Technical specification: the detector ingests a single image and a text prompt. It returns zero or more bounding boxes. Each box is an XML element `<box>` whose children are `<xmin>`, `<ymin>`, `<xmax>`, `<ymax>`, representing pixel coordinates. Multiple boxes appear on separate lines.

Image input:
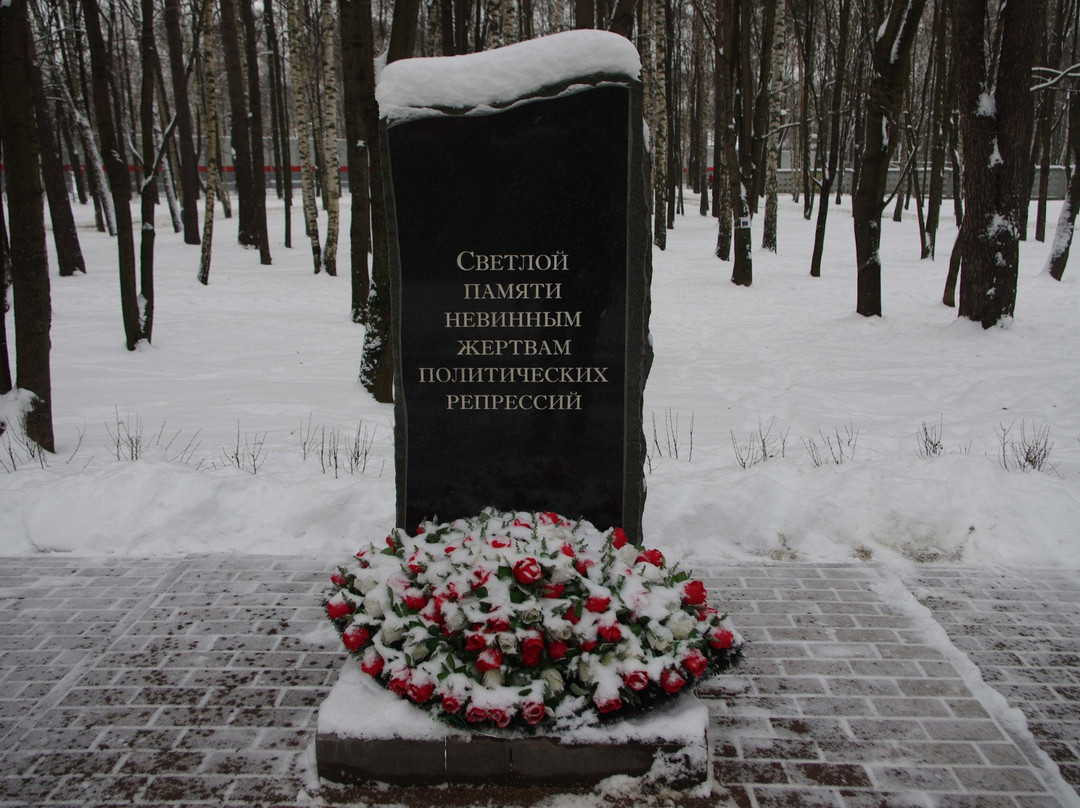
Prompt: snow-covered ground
<box><xmin>2</xmin><ymin>192</ymin><xmax>1078</xmax><ymax>572</ymax></box>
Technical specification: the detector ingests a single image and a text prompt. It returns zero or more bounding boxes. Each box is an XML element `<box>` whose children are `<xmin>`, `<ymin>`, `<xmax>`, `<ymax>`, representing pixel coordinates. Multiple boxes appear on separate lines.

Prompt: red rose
<box><xmin>580</xmin><ymin>639</ymin><xmax>597</xmax><ymax>653</ymax></box>
<box><xmin>420</xmin><ymin>597</ymin><xmax>444</xmax><ymax>624</ymax></box>
<box><xmin>636</xmin><ymin>548</ymin><xmax>665</xmax><ymax>566</ymax></box>
<box><xmin>488</xmin><ymin>707</ymin><xmax>512</xmax><ymax>728</ymax></box>
<box><xmin>513</xmin><ymin>557</ymin><xmax>542</xmax><ymax>585</ymax></box>
<box><xmin>540</xmin><ymin>511</ymin><xmax>560</xmax><ymax>525</ymax></box>
<box><xmin>407</xmin><ymin>552</ymin><xmax>423</xmax><ymax>574</ymax></box>
<box><xmin>575</xmin><ymin>559</ymin><xmax>595</xmax><ymax>577</ymax></box>
<box><xmin>476</xmin><ymin>647</ymin><xmax>503</xmax><ymax>673</ymax></box>
<box><xmin>465</xmin><ymin>631</ymin><xmax>487</xmax><ymax>651</ymax></box>
<box><xmin>441</xmin><ymin>692</ymin><xmax>462</xmax><ymax>714</ymax></box>
<box><xmin>404</xmin><ymin>592</ymin><xmax>427</xmax><ymax>611</ymax></box>
<box><xmin>466</xmin><ymin>705</ymin><xmax>487</xmax><ymax>723</ymax></box>
<box><xmin>407</xmin><ymin>680</ymin><xmax>435</xmax><ymax>704</ymax></box>
<box><xmin>416</xmin><ymin>525</ymin><xmax>425</xmax><ymax>534</ymax></box>
<box><xmin>597</xmin><ymin>623</ymin><xmax>622</xmax><ymax>643</ymax></box>
<box><xmin>585</xmin><ymin>595</ymin><xmax>611</xmax><ymax>613</ymax></box>
<box><xmin>354</xmin><ymin>548</ymin><xmax>368</xmax><ymax>560</ymax></box>
<box><xmin>542</xmin><ymin>582</ymin><xmax>565</xmax><ymax>599</ymax></box>
<box><xmin>682</xmin><ymin>649</ymin><xmax>708</xmax><ymax>678</ymax></box>
<box><xmin>683</xmin><ymin>580</ymin><xmax>707</xmax><ymax>606</ymax></box>
<box><xmin>564</xmin><ymin>606</ymin><xmax>580</xmax><ymax>625</ymax></box>
<box><xmin>513</xmin><ymin>518</ymin><xmax>531</xmax><ymax>528</ymax></box>
<box><xmin>470</xmin><ymin>566</ymin><xmax>491</xmax><ymax>590</ymax></box>
<box><xmin>360</xmin><ymin>648</ymin><xmax>384</xmax><ymax>677</ymax></box>
<box><xmin>521</xmin><ymin>633</ymin><xmax>545</xmax><ymax>667</ymax></box>
<box><xmin>560</xmin><ymin>542</ymin><xmax>576</xmax><ymax>558</ymax></box>
<box><xmin>547</xmin><ymin>640</ymin><xmax>568</xmax><ymax>660</ymax></box>
<box><xmin>697</xmin><ymin>606</ymin><xmax>719</xmax><ymax>621</ymax></box>
<box><xmin>490</xmin><ymin>536</ymin><xmax>511</xmax><ymax>548</ymax></box>
<box><xmin>331</xmin><ymin>572</ymin><xmax>348</xmax><ymax>587</ymax></box>
<box><xmin>445</xmin><ymin>582</ymin><xmax>461</xmax><ymax>601</ymax></box>
<box><xmin>611</xmin><ymin>527</ymin><xmax>629</xmax><ymax>548</ymax></box>
<box><xmin>386</xmin><ymin>534</ymin><xmax>398</xmax><ymax>551</ymax></box>
<box><xmin>623</xmin><ymin>669</ymin><xmax>649</xmax><ymax>691</ymax></box>
<box><xmin>659</xmin><ymin>668</ymin><xmax>686</xmax><ymax>694</ymax></box>
<box><xmin>595</xmin><ymin>695</ymin><xmax>623</xmax><ymax>714</ymax></box>
<box><xmin>389</xmin><ymin>670</ymin><xmax>411</xmax><ymax>696</ymax></box>
<box><xmin>710</xmin><ymin>628</ymin><xmax>735</xmax><ymax>649</ymax></box>
<box><xmin>486</xmin><ymin>616</ymin><xmax>510</xmax><ymax>633</ymax></box>
<box><xmin>326</xmin><ymin>600</ymin><xmax>355</xmax><ymax>619</ymax></box>
<box><xmin>521</xmin><ymin>701</ymin><xmax>546</xmax><ymax>725</ymax></box>
<box><xmin>444</xmin><ymin>545</ymin><xmax>457</xmax><ymax>555</ymax></box>
<box><xmin>342</xmin><ymin>625</ymin><xmax>371</xmax><ymax>652</ymax></box>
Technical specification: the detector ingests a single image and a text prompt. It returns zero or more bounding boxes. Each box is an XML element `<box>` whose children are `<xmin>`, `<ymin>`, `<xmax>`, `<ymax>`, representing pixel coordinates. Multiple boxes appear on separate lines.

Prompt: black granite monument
<box><xmin>381</xmin><ymin>35</ymin><xmax>651</xmax><ymax>540</ymax></box>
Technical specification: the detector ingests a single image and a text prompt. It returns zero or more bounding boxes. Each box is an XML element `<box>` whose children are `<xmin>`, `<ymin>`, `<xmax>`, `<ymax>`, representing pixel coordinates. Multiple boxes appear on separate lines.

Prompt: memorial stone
<box><xmin>379</xmin><ymin>31</ymin><xmax>652</xmax><ymax>539</ymax></box>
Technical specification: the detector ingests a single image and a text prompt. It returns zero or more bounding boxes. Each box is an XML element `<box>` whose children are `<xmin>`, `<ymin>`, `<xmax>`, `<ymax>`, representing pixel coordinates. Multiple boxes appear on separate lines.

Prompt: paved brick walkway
<box><xmin>0</xmin><ymin>557</ymin><xmax>1078</xmax><ymax>807</ymax></box>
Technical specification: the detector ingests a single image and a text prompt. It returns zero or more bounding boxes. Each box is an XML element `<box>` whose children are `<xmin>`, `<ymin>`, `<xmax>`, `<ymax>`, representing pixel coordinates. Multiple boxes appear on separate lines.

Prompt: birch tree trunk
<box><xmin>139</xmin><ymin>0</ymin><xmax>158</xmax><ymax>343</ymax></box>
<box><xmin>649</xmin><ymin>0</ymin><xmax>668</xmax><ymax>250</ymax></box>
<box><xmin>1046</xmin><ymin>94</ymin><xmax>1080</xmax><ymax>281</ymax></box>
<box><xmin>761</xmin><ymin>0</ymin><xmax>785</xmax><ymax>252</ymax></box>
<box><xmin>198</xmin><ymin>1</ymin><xmax>221</xmax><ymax>286</ymax></box>
<box><xmin>288</xmin><ymin>0</ymin><xmax>323</xmax><ymax>273</ymax></box>
<box><xmin>319</xmin><ymin>0</ymin><xmax>340</xmax><ymax>277</ymax></box>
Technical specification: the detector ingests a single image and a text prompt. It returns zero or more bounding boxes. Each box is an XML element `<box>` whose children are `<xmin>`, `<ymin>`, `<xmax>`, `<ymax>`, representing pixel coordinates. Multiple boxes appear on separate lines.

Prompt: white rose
<box><xmin>646</xmin><ymin>630</ymin><xmax>672</xmax><ymax>653</ymax></box>
<box><xmin>443</xmin><ymin>607</ymin><xmax>467</xmax><ymax>634</ymax></box>
<box><xmin>483</xmin><ymin>669</ymin><xmax>504</xmax><ymax>689</ymax></box>
<box><xmin>380</xmin><ymin>622</ymin><xmax>405</xmax><ymax>644</ymax></box>
<box><xmin>549</xmin><ymin>560</ymin><xmax>577</xmax><ymax>583</ymax></box>
<box><xmin>541</xmin><ymin>669</ymin><xmax>564</xmax><ymax>697</ymax></box>
<box><xmin>667</xmin><ymin>610</ymin><xmax>696</xmax><ymax>640</ymax></box>
<box><xmin>355</xmin><ymin>571</ymin><xmax>381</xmax><ymax>595</ymax></box>
<box><xmin>363</xmin><ymin>594</ymin><xmax>384</xmax><ymax>618</ymax></box>
<box><xmin>550</xmin><ymin>624</ymin><xmax>573</xmax><ymax>642</ymax></box>
<box><xmin>577</xmin><ymin>657</ymin><xmax>598</xmax><ymax>685</ymax></box>
<box><xmin>616</xmin><ymin>545</ymin><xmax>640</xmax><ymax>566</ymax></box>
<box><xmin>498</xmin><ymin>633</ymin><xmax>518</xmax><ymax>654</ymax></box>
<box><xmin>521</xmin><ymin>607</ymin><xmax>544</xmax><ymax>625</ymax></box>
<box><xmin>405</xmin><ymin>641</ymin><xmax>430</xmax><ymax>662</ymax></box>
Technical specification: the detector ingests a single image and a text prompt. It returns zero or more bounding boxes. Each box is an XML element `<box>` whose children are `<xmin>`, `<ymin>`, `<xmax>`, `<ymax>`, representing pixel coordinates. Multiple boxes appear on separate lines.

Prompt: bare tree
<box><xmin>239</xmin><ymin>0</ymin><xmax>271</xmax><ymax>264</ymax></box>
<box><xmin>83</xmin><ymin>0</ymin><xmax>145</xmax><ymax>350</ymax></box>
<box><xmin>809</xmin><ymin>0</ymin><xmax>850</xmax><ymax>278</ymax></box>
<box><xmin>164</xmin><ymin>0</ymin><xmax>201</xmax><ymax>244</ymax></box>
<box><xmin>0</xmin><ymin>0</ymin><xmax>55</xmax><ymax>451</ymax></box>
<box><xmin>952</xmin><ymin>0</ymin><xmax>1044</xmax><ymax>327</ymax></box>
<box><xmin>341</xmin><ymin>0</ymin><xmax>372</xmax><ymax>322</ymax></box>
<box><xmin>852</xmin><ymin>0</ymin><xmax>927</xmax><ymax>318</ymax></box>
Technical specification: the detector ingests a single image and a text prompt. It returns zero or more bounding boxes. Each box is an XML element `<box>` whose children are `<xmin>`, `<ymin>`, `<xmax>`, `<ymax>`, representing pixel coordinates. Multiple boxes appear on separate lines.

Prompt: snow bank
<box><xmin>377</xmin><ymin>30</ymin><xmax>641</xmax><ymax>115</ymax></box>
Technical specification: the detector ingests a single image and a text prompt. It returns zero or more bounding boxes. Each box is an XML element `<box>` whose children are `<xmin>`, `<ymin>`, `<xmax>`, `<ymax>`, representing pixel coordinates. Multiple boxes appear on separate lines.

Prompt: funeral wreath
<box><xmin>324</xmin><ymin>508</ymin><xmax>744</xmax><ymax>731</ymax></box>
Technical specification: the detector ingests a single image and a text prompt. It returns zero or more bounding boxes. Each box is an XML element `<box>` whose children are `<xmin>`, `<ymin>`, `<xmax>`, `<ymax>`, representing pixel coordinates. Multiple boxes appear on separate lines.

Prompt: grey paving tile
<box><xmin>0</xmin><ymin>556</ymin><xmax>1076</xmax><ymax>806</ymax></box>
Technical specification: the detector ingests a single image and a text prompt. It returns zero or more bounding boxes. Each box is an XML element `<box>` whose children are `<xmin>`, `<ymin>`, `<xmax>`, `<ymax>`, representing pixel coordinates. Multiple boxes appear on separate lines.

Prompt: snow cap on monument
<box><xmin>377</xmin><ymin>30</ymin><xmax>642</xmax><ymax>115</ymax></box>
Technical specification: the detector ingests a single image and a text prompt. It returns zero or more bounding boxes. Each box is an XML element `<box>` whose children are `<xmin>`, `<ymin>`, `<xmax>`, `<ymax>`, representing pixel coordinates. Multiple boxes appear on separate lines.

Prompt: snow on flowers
<box><xmin>323</xmin><ymin>508</ymin><xmax>744</xmax><ymax>731</ymax></box>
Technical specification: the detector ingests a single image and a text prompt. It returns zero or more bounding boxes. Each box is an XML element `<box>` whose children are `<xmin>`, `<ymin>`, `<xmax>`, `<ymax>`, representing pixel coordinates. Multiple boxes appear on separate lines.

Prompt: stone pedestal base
<box><xmin>316</xmin><ymin>660</ymin><xmax>709</xmax><ymax>788</ymax></box>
